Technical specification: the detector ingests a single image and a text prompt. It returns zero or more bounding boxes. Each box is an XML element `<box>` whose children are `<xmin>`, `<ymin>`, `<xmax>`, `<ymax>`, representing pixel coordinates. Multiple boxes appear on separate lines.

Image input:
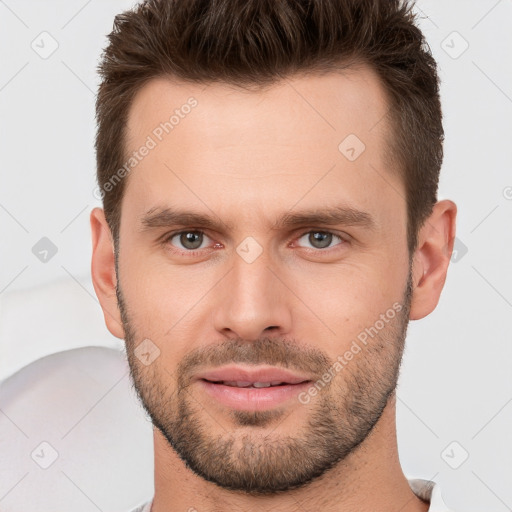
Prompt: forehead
<box><xmin>125</xmin><ymin>64</ymin><xmax>392</xmax><ymax>154</ymax></box>
<box><xmin>121</xmin><ymin>64</ymin><xmax>403</xmax><ymax>232</ymax></box>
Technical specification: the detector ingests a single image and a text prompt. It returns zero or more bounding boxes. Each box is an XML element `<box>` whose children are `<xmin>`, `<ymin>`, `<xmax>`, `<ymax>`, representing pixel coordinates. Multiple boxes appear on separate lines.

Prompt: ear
<box><xmin>90</xmin><ymin>207</ymin><xmax>125</xmax><ymax>339</ymax></box>
<box><xmin>409</xmin><ymin>199</ymin><xmax>457</xmax><ymax>320</ymax></box>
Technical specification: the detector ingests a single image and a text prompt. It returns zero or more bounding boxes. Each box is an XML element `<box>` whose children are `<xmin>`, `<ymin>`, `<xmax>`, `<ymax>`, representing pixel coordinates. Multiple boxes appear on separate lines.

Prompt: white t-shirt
<box><xmin>130</xmin><ymin>477</ymin><xmax>454</xmax><ymax>512</ymax></box>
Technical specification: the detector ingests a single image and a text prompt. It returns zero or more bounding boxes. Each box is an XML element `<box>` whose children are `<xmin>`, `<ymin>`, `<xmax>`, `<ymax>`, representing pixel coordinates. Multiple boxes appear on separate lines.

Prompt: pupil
<box><xmin>310</xmin><ymin>231</ymin><xmax>331</xmax><ymax>249</ymax></box>
<box><xmin>181</xmin><ymin>231</ymin><xmax>202</xmax><ymax>249</ymax></box>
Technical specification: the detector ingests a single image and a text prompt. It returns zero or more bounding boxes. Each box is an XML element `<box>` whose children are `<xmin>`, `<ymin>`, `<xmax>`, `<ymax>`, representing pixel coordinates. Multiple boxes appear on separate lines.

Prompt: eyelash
<box><xmin>161</xmin><ymin>229</ymin><xmax>347</xmax><ymax>256</ymax></box>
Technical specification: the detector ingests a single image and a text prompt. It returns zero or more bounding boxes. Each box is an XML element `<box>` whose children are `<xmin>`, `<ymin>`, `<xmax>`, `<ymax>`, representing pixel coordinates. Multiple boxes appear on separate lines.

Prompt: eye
<box><xmin>166</xmin><ymin>230</ymin><xmax>213</xmax><ymax>253</ymax></box>
<box><xmin>295</xmin><ymin>230</ymin><xmax>345</xmax><ymax>251</ymax></box>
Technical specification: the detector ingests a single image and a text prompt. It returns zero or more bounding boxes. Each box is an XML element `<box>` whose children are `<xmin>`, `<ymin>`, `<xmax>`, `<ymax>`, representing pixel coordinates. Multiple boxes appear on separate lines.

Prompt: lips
<box><xmin>196</xmin><ymin>366</ymin><xmax>312</xmax><ymax>387</ymax></box>
<box><xmin>196</xmin><ymin>366</ymin><xmax>314</xmax><ymax>411</ymax></box>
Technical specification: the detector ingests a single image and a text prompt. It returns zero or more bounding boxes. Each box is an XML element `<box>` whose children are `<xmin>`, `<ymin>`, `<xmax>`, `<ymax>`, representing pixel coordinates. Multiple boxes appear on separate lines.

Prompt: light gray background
<box><xmin>1</xmin><ymin>1</ymin><xmax>511</xmax><ymax>511</ymax></box>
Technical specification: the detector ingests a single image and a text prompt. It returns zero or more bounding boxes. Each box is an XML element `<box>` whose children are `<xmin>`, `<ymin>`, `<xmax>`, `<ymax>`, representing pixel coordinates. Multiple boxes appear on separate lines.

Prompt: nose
<box><xmin>212</xmin><ymin>248</ymin><xmax>292</xmax><ymax>341</ymax></box>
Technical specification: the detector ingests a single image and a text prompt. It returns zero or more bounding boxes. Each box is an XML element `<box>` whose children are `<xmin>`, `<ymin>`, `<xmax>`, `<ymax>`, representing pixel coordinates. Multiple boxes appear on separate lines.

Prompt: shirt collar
<box><xmin>408</xmin><ymin>478</ymin><xmax>454</xmax><ymax>511</ymax></box>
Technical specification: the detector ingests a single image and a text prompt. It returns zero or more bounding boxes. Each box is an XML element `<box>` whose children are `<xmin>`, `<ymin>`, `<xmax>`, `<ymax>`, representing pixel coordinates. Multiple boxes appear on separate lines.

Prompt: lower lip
<box><xmin>198</xmin><ymin>379</ymin><xmax>312</xmax><ymax>411</ymax></box>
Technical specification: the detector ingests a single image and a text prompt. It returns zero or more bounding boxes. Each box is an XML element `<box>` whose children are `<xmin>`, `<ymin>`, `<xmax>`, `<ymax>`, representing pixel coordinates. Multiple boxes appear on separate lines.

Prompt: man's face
<box><xmin>115</xmin><ymin>65</ymin><xmax>412</xmax><ymax>494</ymax></box>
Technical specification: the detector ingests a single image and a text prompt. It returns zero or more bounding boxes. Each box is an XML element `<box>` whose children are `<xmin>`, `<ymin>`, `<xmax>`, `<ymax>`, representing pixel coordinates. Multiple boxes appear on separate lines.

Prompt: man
<box><xmin>90</xmin><ymin>0</ymin><xmax>457</xmax><ymax>510</ymax></box>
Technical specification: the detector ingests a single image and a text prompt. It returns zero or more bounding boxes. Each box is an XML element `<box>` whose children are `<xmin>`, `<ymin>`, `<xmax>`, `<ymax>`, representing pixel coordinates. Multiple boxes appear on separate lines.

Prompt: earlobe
<box><xmin>409</xmin><ymin>200</ymin><xmax>457</xmax><ymax>320</ymax></box>
<box><xmin>90</xmin><ymin>207</ymin><xmax>125</xmax><ymax>339</ymax></box>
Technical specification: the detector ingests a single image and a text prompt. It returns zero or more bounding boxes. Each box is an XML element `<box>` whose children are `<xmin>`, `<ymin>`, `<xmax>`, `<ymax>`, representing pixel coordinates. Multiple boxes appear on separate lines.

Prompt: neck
<box><xmin>150</xmin><ymin>393</ymin><xmax>429</xmax><ymax>512</ymax></box>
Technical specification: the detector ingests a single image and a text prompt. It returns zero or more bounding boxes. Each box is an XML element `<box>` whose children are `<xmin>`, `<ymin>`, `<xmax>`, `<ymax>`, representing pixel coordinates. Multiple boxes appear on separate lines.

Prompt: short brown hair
<box><xmin>95</xmin><ymin>0</ymin><xmax>443</xmax><ymax>254</ymax></box>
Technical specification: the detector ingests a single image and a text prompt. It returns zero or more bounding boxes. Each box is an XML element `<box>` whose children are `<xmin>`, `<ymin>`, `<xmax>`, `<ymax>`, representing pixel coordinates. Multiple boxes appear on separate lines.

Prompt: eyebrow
<box><xmin>140</xmin><ymin>205</ymin><xmax>376</xmax><ymax>234</ymax></box>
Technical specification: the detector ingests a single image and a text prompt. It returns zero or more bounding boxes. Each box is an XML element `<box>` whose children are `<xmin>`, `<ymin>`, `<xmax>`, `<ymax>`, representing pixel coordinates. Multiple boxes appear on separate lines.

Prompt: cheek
<box><xmin>118</xmin><ymin>253</ymin><xmax>218</xmax><ymax>356</ymax></box>
<box><xmin>297</xmin><ymin>261</ymin><xmax>407</xmax><ymax>340</ymax></box>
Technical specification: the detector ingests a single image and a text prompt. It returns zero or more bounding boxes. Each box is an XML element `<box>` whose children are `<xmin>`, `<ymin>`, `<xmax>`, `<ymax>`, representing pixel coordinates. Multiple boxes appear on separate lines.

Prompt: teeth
<box><xmin>253</xmin><ymin>382</ymin><xmax>271</xmax><ymax>388</ymax></box>
<box><xmin>220</xmin><ymin>381</ymin><xmax>286</xmax><ymax>388</ymax></box>
<box><xmin>223</xmin><ymin>381</ymin><xmax>252</xmax><ymax>387</ymax></box>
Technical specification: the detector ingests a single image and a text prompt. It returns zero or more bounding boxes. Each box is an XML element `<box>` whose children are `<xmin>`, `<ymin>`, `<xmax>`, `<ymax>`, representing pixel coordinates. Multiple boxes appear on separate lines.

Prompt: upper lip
<box><xmin>195</xmin><ymin>365</ymin><xmax>312</xmax><ymax>384</ymax></box>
